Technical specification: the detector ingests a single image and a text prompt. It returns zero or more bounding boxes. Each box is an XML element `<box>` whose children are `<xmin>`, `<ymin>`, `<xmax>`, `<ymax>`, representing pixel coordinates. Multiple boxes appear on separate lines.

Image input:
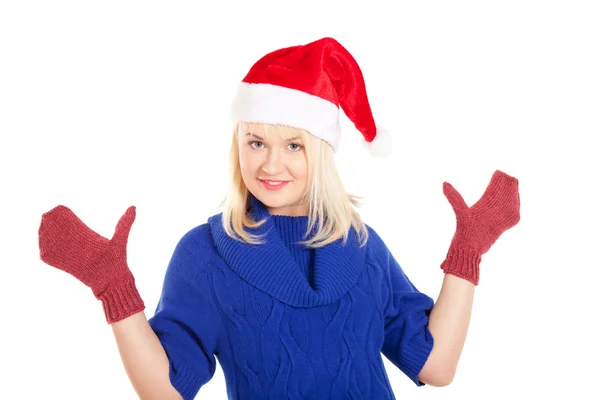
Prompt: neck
<box><xmin>266</xmin><ymin>204</ymin><xmax>309</xmax><ymax>216</ymax></box>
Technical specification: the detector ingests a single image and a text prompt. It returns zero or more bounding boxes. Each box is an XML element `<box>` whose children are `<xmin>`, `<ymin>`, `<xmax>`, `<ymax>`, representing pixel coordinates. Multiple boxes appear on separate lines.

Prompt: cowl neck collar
<box><xmin>207</xmin><ymin>194</ymin><xmax>366</xmax><ymax>307</ymax></box>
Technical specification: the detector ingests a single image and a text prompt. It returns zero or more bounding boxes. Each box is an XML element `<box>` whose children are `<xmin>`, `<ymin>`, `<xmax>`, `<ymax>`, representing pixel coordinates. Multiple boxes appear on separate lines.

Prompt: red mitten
<box><xmin>38</xmin><ymin>205</ymin><xmax>145</xmax><ymax>323</ymax></box>
<box><xmin>440</xmin><ymin>170</ymin><xmax>521</xmax><ymax>285</ymax></box>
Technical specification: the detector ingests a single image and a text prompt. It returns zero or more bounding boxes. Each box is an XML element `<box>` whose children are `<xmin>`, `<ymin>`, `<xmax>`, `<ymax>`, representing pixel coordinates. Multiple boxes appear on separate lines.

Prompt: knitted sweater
<box><xmin>148</xmin><ymin>195</ymin><xmax>435</xmax><ymax>399</ymax></box>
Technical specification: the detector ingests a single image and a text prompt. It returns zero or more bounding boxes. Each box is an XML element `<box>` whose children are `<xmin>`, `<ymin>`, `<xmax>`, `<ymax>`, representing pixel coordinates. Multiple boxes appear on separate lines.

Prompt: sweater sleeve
<box><xmin>148</xmin><ymin>226</ymin><xmax>222</xmax><ymax>400</ymax></box>
<box><xmin>369</xmin><ymin>227</ymin><xmax>435</xmax><ymax>387</ymax></box>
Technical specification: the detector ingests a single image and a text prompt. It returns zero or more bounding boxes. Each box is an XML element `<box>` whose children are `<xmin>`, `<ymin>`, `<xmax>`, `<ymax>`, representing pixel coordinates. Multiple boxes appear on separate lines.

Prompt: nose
<box><xmin>261</xmin><ymin>148</ymin><xmax>285</xmax><ymax>175</ymax></box>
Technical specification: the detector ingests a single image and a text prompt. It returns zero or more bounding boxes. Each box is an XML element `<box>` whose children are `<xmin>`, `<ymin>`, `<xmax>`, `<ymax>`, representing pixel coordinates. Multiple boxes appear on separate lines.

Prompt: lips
<box><xmin>260</xmin><ymin>179</ymin><xmax>290</xmax><ymax>191</ymax></box>
<box><xmin>260</xmin><ymin>179</ymin><xmax>289</xmax><ymax>184</ymax></box>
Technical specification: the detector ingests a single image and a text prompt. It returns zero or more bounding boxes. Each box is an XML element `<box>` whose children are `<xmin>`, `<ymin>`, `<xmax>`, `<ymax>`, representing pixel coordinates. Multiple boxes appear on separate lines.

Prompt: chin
<box><xmin>255</xmin><ymin>193</ymin><xmax>289</xmax><ymax>206</ymax></box>
<box><xmin>253</xmin><ymin>188</ymin><xmax>300</xmax><ymax>208</ymax></box>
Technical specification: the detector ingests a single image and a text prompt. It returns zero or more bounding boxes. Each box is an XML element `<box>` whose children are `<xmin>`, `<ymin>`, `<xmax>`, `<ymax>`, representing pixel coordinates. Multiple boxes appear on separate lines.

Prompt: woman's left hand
<box><xmin>440</xmin><ymin>169</ymin><xmax>521</xmax><ymax>285</ymax></box>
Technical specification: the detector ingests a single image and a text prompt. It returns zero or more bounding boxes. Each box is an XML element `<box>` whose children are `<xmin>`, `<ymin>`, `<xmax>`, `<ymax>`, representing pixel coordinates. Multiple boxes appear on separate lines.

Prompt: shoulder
<box><xmin>364</xmin><ymin>223</ymin><xmax>384</xmax><ymax>245</ymax></box>
<box><xmin>176</xmin><ymin>208</ymin><xmax>225</xmax><ymax>250</ymax></box>
<box><xmin>175</xmin><ymin>222</ymin><xmax>214</xmax><ymax>253</ymax></box>
<box><xmin>364</xmin><ymin>222</ymin><xmax>390</xmax><ymax>261</ymax></box>
<box><xmin>167</xmin><ymin>222</ymin><xmax>218</xmax><ymax>276</ymax></box>
<box><xmin>360</xmin><ymin>223</ymin><xmax>397</xmax><ymax>281</ymax></box>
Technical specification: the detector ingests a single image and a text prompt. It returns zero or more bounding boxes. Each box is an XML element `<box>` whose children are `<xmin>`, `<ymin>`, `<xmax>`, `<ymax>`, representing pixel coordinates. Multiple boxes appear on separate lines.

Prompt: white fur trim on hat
<box><xmin>362</xmin><ymin>124</ymin><xmax>393</xmax><ymax>158</ymax></box>
<box><xmin>231</xmin><ymin>82</ymin><xmax>342</xmax><ymax>151</ymax></box>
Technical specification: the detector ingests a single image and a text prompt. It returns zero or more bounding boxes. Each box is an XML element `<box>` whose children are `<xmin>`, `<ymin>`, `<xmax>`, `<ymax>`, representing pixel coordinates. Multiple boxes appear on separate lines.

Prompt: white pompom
<box><xmin>362</xmin><ymin>124</ymin><xmax>393</xmax><ymax>158</ymax></box>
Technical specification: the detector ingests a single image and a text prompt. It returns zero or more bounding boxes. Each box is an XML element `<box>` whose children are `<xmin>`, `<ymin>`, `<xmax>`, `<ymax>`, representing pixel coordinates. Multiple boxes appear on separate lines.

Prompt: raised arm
<box><xmin>418</xmin><ymin>274</ymin><xmax>474</xmax><ymax>386</ymax></box>
<box><xmin>38</xmin><ymin>206</ymin><xmax>182</xmax><ymax>399</ymax></box>
<box><xmin>112</xmin><ymin>311</ymin><xmax>184</xmax><ymax>399</ymax></box>
<box><xmin>420</xmin><ymin>170</ymin><xmax>520</xmax><ymax>384</ymax></box>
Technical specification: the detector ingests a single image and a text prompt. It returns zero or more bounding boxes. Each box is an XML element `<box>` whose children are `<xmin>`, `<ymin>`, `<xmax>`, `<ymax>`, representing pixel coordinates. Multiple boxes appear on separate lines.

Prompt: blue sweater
<box><xmin>148</xmin><ymin>195</ymin><xmax>435</xmax><ymax>399</ymax></box>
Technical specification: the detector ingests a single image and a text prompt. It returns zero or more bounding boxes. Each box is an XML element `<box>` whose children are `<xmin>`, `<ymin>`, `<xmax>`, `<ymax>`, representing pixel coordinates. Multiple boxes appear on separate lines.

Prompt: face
<box><xmin>238</xmin><ymin>123</ymin><xmax>309</xmax><ymax>216</ymax></box>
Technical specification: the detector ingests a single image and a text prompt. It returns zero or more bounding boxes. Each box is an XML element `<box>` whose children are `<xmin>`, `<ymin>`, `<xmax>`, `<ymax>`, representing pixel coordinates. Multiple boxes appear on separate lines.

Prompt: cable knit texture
<box><xmin>440</xmin><ymin>170</ymin><xmax>521</xmax><ymax>285</ymax></box>
<box><xmin>148</xmin><ymin>195</ymin><xmax>435</xmax><ymax>399</ymax></box>
<box><xmin>38</xmin><ymin>205</ymin><xmax>145</xmax><ymax>323</ymax></box>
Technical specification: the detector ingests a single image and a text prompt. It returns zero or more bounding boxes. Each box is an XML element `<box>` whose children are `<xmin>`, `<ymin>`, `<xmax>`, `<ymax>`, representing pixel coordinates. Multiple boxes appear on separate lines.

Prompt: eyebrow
<box><xmin>245</xmin><ymin>133</ymin><xmax>301</xmax><ymax>141</ymax></box>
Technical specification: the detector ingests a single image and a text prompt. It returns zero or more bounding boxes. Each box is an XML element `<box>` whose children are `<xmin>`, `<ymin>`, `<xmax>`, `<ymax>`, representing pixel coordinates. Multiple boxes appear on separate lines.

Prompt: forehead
<box><xmin>241</xmin><ymin>122</ymin><xmax>303</xmax><ymax>141</ymax></box>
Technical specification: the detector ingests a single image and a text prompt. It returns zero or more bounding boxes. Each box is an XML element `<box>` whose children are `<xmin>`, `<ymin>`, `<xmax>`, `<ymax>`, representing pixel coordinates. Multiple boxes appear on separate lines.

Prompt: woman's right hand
<box><xmin>38</xmin><ymin>205</ymin><xmax>145</xmax><ymax>324</ymax></box>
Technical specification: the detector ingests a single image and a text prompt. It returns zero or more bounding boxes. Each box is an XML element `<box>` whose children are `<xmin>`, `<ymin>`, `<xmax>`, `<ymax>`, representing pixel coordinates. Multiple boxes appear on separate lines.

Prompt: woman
<box><xmin>38</xmin><ymin>37</ymin><xmax>520</xmax><ymax>399</ymax></box>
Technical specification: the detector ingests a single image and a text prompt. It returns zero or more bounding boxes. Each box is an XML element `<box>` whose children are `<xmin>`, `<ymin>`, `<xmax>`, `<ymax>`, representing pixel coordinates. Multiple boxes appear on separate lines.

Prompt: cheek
<box><xmin>289</xmin><ymin>158</ymin><xmax>308</xmax><ymax>180</ymax></box>
<box><xmin>238</xmin><ymin>149</ymin><xmax>256</xmax><ymax>173</ymax></box>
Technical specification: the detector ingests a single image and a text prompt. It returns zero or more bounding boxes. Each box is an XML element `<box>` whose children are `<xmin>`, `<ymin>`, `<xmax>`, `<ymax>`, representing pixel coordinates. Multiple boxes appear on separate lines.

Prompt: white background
<box><xmin>1</xmin><ymin>0</ymin><xmax>599</xmax><ymax>398</ymax></box>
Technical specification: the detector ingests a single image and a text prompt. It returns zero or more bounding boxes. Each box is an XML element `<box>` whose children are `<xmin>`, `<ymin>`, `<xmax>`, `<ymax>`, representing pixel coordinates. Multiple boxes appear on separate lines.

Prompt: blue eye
<box><xmin>249</xmin><ymin>141</ymin><xmax>303</xmax><ymax>151</ymax></box>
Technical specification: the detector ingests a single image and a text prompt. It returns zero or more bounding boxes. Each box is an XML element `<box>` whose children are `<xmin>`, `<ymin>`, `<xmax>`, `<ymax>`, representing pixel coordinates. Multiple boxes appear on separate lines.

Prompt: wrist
<box><xmin>95</xmin><ymin>278</ymin><xmax>145</xmax><ymax>324</ymax></box>
<box><xmin>440</xmin><ymin>245</ymin><xmax>481</xmax><ymax>286</ymax></box>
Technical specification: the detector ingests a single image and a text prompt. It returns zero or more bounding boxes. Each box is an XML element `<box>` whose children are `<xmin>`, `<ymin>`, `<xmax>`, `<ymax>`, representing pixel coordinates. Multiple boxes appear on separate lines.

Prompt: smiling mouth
<box><xmin>259</xmin><ymin>179</ymin><xmax>291</xmax><ymax>190</ymax></box>
<box><xmin>259</xmin><ymin>179</ymin><xmax>289</xmax><ymax>184</ymax></box>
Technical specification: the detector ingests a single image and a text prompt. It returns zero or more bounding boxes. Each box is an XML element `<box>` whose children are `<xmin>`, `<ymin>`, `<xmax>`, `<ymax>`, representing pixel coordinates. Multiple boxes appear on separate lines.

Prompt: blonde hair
<box><xmin>218</xmin><ymin>121</ymin><xmax>369</xmax><ymax>249</ymax></box>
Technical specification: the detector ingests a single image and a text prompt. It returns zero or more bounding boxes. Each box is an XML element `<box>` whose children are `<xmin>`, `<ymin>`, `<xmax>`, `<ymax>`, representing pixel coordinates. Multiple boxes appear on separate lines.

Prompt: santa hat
<box><xmin>231</xmin><ymin>37</ymin><xmax>392</xmax><ymax>157</ymax></box>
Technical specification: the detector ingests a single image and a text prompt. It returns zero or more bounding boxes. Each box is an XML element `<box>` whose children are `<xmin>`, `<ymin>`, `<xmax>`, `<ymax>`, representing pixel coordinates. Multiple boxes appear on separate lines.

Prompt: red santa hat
<box><xmin>231</xmin><ymin>37</ymin><xmax>392</xmax><ymax>157</ymax></box>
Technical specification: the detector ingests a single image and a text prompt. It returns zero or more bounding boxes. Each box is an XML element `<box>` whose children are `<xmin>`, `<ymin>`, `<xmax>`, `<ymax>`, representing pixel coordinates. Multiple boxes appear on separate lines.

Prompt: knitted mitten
<box><xmin>440</xmin><ymin>170</ymin><xmax>521</xmax><ymax>285</ymax></box>
<box><xmin>38</xmin><ymin>205</ymin><xmax>145</xmax><ymax>323</ymax></box>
